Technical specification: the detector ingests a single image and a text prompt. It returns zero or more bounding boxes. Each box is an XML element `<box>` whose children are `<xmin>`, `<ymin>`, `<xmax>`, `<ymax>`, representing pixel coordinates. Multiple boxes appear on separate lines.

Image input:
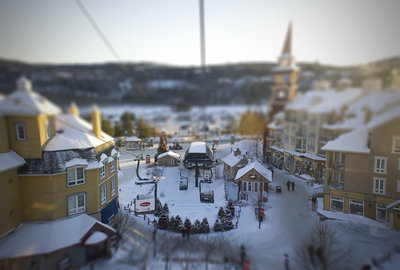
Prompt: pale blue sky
<box><xmin>0</xmin><ymin>0</ymin><xmax>399</xmax><ymax>66</ymax></box>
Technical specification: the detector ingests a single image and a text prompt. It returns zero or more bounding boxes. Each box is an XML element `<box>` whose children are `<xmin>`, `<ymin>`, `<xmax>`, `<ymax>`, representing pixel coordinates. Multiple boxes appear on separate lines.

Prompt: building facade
<box><xmin>0</xmin><ymin>77</ymin><xmax>119</xmax><ymax>236</ymax></box>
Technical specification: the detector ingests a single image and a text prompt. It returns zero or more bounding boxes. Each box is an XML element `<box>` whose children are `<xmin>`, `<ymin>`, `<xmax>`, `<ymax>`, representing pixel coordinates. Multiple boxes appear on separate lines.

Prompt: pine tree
<box><xmin>193</xmin><ymin>219</ymin><xmax>201</xmax><ymax>233</ymax></box>
<box><xmin>156</xmin><ymin>132</ymin><xmax>168</xmax><ymax>161</ymax></box>
<box><xmin>163</xmin><ymin>203</ymin><xmax>169</xmax><ymax>215</ymax></box>
<box><xmin>223</xmin><ymin>219</ymin><xmax>234</xmax><ymax>231</ymax></box>
<box><xmin>227</xmin><ymin>200</ymin><xmax>235</xmax><ymax>217</ymax></box>
<box><xmin>184</xmin><ymin>218</ymin><xmax>192</xmax><ymax>232</ymax></box>
<box><xmin>218</xmin><ymin>206</ymin><xmax>225</xmax><ymax>220</ymax></box>
<box><xmin>225</xmin><ymin>208</ymin><xmax>233</xmax><ymax>221</ymax></box>
<box><xmin>155</xmin><ymin>203</ymin><xmax>163</xmax><ymax>217</ymax></box>
<box><xmin>176</xmin><ymin>219</ymin><xmax>184</xmax><ymax>232</ymax></box>
<box><xmin>168</xmin><ymin>216</ymin><xmax>177</xmax><ymax>231</ymax></box>
<box><xmin>158</xmin><ymin>212</ymin><xmax>169</xmax><ymax>230</ymax></box>
<box><xmin>213</xmin><ymin>219</ymin><xmax>223</xmax><ymax>232</ymax></box>
<box><xmin>201</xmin><ymin>217</ymin><xmax>210</xmax><ymax>233</ymax></box>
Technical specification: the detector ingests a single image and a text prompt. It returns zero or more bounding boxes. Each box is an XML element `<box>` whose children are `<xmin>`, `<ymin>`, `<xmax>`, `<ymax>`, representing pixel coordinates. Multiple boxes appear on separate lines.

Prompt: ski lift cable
<box><xmin>75</xmin><ymin>0</ymin><xmax>149</xmax><ymax>101</ymax></box>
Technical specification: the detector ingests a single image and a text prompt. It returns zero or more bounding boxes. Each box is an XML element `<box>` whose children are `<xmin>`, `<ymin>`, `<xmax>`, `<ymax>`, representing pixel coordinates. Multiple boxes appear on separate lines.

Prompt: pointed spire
<box><xmin>281</xmin><ymin>22</ymin><xmax>292</xmax><ymax>55</ymax></box>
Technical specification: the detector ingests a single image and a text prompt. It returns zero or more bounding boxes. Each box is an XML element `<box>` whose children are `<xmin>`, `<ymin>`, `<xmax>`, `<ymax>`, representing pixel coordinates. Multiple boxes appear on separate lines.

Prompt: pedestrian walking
<box><xmin>291</xmin><ymin>181</ymin><xmax>295</xmax><ymax>191</ymax></box>
<box><xmin>286</xmin><ymin>180</ymin><xmax>290</xmax><ymax>191</ymax></box>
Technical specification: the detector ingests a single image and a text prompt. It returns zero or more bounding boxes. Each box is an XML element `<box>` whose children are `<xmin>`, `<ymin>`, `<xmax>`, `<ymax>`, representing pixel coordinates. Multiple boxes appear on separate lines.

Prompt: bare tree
<box><xmin>294</xmin><ymin>221</ymin><xmax>351</xmax><ymax>270</ymax></box>
<box><xmin>114</xmin><ymin>208</ymin><xmax>136</xmax><ymax>247</ymax></box>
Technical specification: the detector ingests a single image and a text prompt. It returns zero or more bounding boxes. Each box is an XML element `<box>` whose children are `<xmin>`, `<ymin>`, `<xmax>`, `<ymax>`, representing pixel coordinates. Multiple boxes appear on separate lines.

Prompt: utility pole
<box><xmin>199</xmin><ymin>0</ymin><xmax>207</xmax><ymax>142</ymax></box>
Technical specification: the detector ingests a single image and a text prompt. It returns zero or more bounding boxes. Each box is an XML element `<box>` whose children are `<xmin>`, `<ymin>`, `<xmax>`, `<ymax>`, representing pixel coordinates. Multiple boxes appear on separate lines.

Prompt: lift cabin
<box><xmin>183</xmin><ymin>141</ymin><xmax>214</xmax><ymax>169</ymax></box>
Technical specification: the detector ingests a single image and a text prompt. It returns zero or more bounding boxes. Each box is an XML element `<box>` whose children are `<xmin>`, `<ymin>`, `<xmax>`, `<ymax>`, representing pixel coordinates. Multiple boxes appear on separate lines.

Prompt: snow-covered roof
<box><xmin>321</xmin><ymin>126</ymin><xmax>370</xmax><ymax>154</ymax></box>
<box><xmin>222</xmin><ymin>152</ymin><xmax>244</xmax><ymax>167</ymax></box>
<box><xmin>45</xmin><ymin>114</ymin><xmax>114</xmax><ymax>151</ymax></box>
<box><xmin>158</xmin><ymin>151</ymin><xmax>180</xmax><ymax>160</ymax></box>
<box><xmin>0</xmin><ymin>214</ymin><xmax>115</xmax><ymax>259</ymax></box>
<box><xmin>235</xmin><ymin>160</ymin><xmax>272</xmax><ymax>182</ymax></box>
<box><xmin>0</xmin><ymin>77</ymin><xmax>61</xmax><ymax>116</ymax></box>
<box><xmin>125</xmin><ymin>136</ymin><xmax>141</xmax><ymax>142</ymax></box>
<box><xmin>64</xmin><ymin>158</ymin><xmax>89</xmax><ymax>168</ymax></box>
<box><xmin>0</xmin><ymin>150</ymin><xmax>26</xmax><ymax>173</ymax></box>
<box><xmin>84</xmin><ymin>231</ymin><xmax>107</xmax><ymax>245</ymax></box>
<box><xmin>386</xmin><ymin>200</ymin><xmax>400</xmax><ymax>209</ymax></box>
<box><xmin>188</xmin><ymin>141</ymin><xmax>206</xmax><ymax>153</ymax></box>
<box><xmin>308</xmin><ymin>88</ymin><xmax>362</xmax><ymax>114</ymax></box>
<box><xmin>321</xmin><ymin>105</ymin><xmax>400</xmax><ymax>154</ymax></box>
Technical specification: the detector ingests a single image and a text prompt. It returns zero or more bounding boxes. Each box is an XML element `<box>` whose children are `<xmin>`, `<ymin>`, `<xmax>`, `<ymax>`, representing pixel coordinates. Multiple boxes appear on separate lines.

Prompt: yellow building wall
<box><xmin>0</xmin><ymin>169</ymin><xmax>21</xmax><ymax>235</ymax></box>
<box><xmin>6</xmin><ymin>115</ymin><xmax>54</xmax><ymax>159</ymax></box>
<box><xmin>0</xmin><ymin>116</ymin><xmax>10</xmax><ymax>153</ymax></box>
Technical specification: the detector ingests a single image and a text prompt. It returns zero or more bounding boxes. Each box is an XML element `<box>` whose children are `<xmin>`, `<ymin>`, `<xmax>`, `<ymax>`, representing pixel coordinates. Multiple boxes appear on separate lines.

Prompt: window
<box><xmin>68</xmin><ymin>193</ymin><xmax>86</xmax><ymax>215</ymax></box>
<box><xmin>376</xmin><ymin>203</ymin><xmax>386</xmax><ymax>222</ymax></box>
<box><xmin>307</xmin><ymin>141</ymin><xmax>315</xmax><ymax>152</ymax></box>
<box><xmin>374</xmin><ymin>157</ymin><xmax>387</xmax><ymax>174</ymax></box>
<box><xmin>254</xmin><ymin>182</ymin><xmax>258</xmax><ymax>193</ymax></box>
<box><xmin>392</xmin><ymin>136</ymin><xmax>400</xmax><ymax>153</ymax></box>
<box><xmin>349</xmin><ymin>199</ymin><xmax>364</xmax><ymax>215</ymax></box>
<box><xmin>330</xmin><ymin>196</ymin><xmax>344</xmax><ymax>212</ymax></box>
<box><xmin>284</xmin><ymin>135</ymin><xmax>289</xmax><ymax>144</ymax></box>
<box><xmin>242</xmin><ymin>181</ymin><xmax>247</xmax><ymax>191</ymax></box>
<box><xmin>398</xmin><ymin>158</ymin><xmax>400</xmax><ymax>170</ymax></box>
<box><xmin>397</xmin><ymin>180</ymin><xmax>400</xmax><ymax>192</ymax></box>
<box><xmin>111</xmin><ymin>177</ymin><xmax>116</xmax><ymax>196</ymax></box>
<box><xmin>291</xmin><ymin>136</ymin><xmax>295</xmax><ymax>146</ymax></box>
<box><xmin>334</xmin><ymin>152</ymin><xmax>345</xmax><ymax>164</ymax></box>
<box><xmin>100</xmin><ymin>163</ymin><xmax>106</xmax><ymax>178</ymax></box>
<box><xmin>101</xmin><ymin>184</ymin><xmax>107</xmax><ymax>205</ymax></box>
<box><xmin>67</xmin><ymin>167</ymin><xmax>86</xmax><ymax>187</ymax></box>
<box><xmin>373</xmin><ymin>177</ymin><xmax>386</xmax><ymax>194</ymax></box>
<box><xmin>14</xmin><ymin>122</ymin><xmax>26</xmax><ymax>141</ymax></box>
<box><xmin>248</xmin><ymin>182</ymin><xmax>252</xmax><ymax>192</ymax></box>
<box><xmin>110</xmin><ymin>159</ymin><xmax>116</xmax><ymax>172</ymax></box>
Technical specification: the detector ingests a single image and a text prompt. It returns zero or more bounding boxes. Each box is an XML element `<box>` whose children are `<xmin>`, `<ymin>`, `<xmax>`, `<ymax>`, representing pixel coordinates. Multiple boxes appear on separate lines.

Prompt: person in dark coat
<box><xmin>291</xmin><ymin>181</ymin><xmax>295</xmax><ymax>191</ymax></box>
<box><xmin>286</xmin><ymin>180</ymin><xmax>290</xmax><ymax>191</ymax></box>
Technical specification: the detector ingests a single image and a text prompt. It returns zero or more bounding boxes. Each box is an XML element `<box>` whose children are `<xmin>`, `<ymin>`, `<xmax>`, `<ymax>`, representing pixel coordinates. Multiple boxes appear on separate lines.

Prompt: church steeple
<box><xmin>281</xmin><ymin>22</ymin><xmax>292</xmax><ymax>55</ymax></box>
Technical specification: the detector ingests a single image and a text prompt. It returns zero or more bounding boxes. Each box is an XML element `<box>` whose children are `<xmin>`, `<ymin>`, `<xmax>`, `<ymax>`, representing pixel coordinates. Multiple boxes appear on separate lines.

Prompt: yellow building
<box><xmin>0</xmin><ymin>77</ymin><xmax>119</xmax><ymax>236</ymax></box>
<box><xmin>322</xmin><ymin>105</ymin><xmax>400</xmax><ymax>230</ymax></box>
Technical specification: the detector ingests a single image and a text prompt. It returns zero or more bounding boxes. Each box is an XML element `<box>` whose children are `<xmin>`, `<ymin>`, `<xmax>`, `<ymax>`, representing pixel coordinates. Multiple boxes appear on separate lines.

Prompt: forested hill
<box><xmin>0</xmin><ymin>57</ymin><xmax>399</xmax><ymax>107</ymax></box>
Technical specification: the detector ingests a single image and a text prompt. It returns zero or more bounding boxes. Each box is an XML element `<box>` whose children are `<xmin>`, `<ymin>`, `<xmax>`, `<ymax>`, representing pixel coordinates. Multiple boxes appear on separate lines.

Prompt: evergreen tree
<box><xmin>155</xmin><ymin>203</ymin><xmax>163</xmax><ymax>217</ymax></box>
<box><xmin>201</xmin><ymin>217</ymin><xmax>210</xmax><ymax>233</ymax></box>
<box><xmin>168</xmin><ymin>216</ymin><xmax>176</xmax><ymax>231</ymax></box>
<box><xmin>156</xmin><ymin>132</ymin><xmax>168</xmax><ymax>160</ymax></box>
<box><xmin>213</xmin><ymin>219</ymin><xmax>223</xmax><ymax>232</ymax></box>
<box><xmin>193</xmin><ymin>219</ymin><xmax>201</xmax><ymax>233</ymax></box>
<box><xmin>163</xmin><ymin>203</ymin><xmax>169</xmax><ymax>215</ymax></box>
<box><xmin>218</xmin><ymin>206</ymin><xmax>225</xmax><ymax>220</ymax></box>
<box><xmin>225</xmin><ymin>208</ymin><xmax>233</xmax><ymax>221</ymax></box>
<box><xmin>223</xmin><ymin>219</ymin><xmax>234</xmax><ymax>231</ymax></box>
<box><xmin>175</xmin><ymin>215</ymin><xmax>182</xmax><ymax>224</ymax></box>
<box><xmin>158</xmin><ymin>212</ymin><xmax>169</xmax><ymax>230</ymax></box>
<box><xmin>176</xmin><ymin>219</ymin><xmax>184</xmax><ymax>232</ymax></box>
<box><xmin>227</xmin><ymin>200</ymin><xmax>235</xmax><ymax>217</ymax></box>
<box><xmin>184</xmin><ymin>218</ymin><xmax>192</xmax><ymax>231</ymax></box>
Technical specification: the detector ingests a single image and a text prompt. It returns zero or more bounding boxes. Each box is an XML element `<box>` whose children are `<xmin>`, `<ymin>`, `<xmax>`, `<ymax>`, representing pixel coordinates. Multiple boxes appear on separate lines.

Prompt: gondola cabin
<box><xmin>183</xmin><ymin>141</ymin><xmax>214</xmax><ymax>169</ymax></box>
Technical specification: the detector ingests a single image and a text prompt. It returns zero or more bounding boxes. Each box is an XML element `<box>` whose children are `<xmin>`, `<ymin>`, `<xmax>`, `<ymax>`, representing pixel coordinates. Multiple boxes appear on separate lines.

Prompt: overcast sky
<box><xmin>0</xmin><ymin>0</ymin><xmax>399</xmax><ymax>67</ymax></box>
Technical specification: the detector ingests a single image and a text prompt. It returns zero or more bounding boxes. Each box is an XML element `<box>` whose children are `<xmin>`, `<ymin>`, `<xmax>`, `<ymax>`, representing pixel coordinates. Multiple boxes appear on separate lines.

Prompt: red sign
<box><xmin>243</xmin><ymin>259</ymin><xmax>250</xmax><ymax>270</ymax></box>
<box><xmin>140</xmin><ymin>202</ymin><xmax>151</xmax><ymax>207</ymax></box>
<box><xmin>249</xmin><ymin>174</ymin><xmax>256</xmax><ymax>179</ymax></box>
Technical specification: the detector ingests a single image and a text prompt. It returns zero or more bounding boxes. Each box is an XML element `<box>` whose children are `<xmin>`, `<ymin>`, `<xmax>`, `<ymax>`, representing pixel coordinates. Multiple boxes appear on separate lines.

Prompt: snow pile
<box><xmin>0</xmin><ymin>150</ymin><xmax>26</xmax><ymax>173</ymax></box>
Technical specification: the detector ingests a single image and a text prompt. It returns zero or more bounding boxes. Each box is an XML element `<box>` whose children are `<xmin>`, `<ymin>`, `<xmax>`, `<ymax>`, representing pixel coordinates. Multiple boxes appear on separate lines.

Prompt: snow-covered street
<box><xmin>94</xmin><ymin>141</ymin><xmax>400</xmax><ymax>270</ymax></box>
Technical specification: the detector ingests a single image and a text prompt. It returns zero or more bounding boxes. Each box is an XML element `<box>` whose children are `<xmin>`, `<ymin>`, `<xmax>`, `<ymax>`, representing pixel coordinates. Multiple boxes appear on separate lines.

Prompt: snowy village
<box><xmin>1</xmin><ymin>1</ymin><xmax>400</xmax><ymax>270</ymax></box>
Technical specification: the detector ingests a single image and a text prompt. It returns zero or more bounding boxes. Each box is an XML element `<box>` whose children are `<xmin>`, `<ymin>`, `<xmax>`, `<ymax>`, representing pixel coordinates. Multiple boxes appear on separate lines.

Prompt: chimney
<box><xmin>234</xmin><ymin>148</ymin><xmax>241</xmax><ymax>156</ymax></box>
<box><xmin>91</xmin><ymin>104</ymin><xmax>102</xmax><ymax>138</ymax></box>
<box><xmin>0</xmin><ymin>115</ymin><xmax>10</xmax><ymax>153</ymax></box>
<box><xmin>69</xmin><ymin>101</ymin><xmax>79</xmax><ymax>116</ymax></box>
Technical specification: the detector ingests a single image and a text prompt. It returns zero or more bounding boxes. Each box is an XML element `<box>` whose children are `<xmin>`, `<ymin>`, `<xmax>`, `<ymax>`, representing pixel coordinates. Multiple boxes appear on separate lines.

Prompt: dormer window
<box><xmin>67</xmin><ymin>166</ymin><xmax>86</xmax><ymax>187</ymax></box>
<box><xmin>392</xmin><ymin>136</ymin><xmax>400</xmax><ymax>154</ymax></box>
<box><xmin>14</xmin><ymin>121</ymin><xmax>26</xmax><ymax>141</ymax></box>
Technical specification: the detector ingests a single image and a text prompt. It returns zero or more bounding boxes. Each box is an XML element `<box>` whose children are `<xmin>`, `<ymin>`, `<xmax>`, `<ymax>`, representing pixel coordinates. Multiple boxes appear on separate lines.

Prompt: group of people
<box><xmin>286</xmin><ymin>180</ymin><xmax>295</xmax><ymax>191</ymax></box>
